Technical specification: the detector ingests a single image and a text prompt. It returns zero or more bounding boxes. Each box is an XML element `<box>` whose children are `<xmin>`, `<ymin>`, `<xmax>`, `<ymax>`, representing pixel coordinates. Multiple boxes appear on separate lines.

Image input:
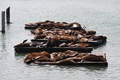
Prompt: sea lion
<box><xmin>92</xmin><ymin>35</ymin><xmax>107</xmax><ymax>41</ymax></box>
<box><xmin>68</xmin><ymin>22</ymin><xmax>82</xmax><ymax>30</ymax></box>
<box><xmin>56</xmin><ymin>53</ymin><xmax>106</xmax><ymax>64</ymax></box>
<box><xmin>24</xmin><ymin>51</ymin><xmax>50</xmax><ymax>64</ymax></box>
<box><xmin>14</xmin><ymin>42</ymin><xmax>31</xmax><ymax>47</ymax></box>
<box><xmin>86</xmin><ymin>30</ymin><xmax>96</xmax><ymax>35</ymax></box>
<box><xmin>81</xmin><ymin>54</ymin><xmax>106</xmax><ymax>62</ymax></box>
<box><xmin>34</xmin><ymin>34</ymin><xmax>46</xmax><ymax>39</ymax></box>
<box><xmin>31</xmin><ymin>28</ymin><xmax>43</xmax><ymax>34</ymax></box>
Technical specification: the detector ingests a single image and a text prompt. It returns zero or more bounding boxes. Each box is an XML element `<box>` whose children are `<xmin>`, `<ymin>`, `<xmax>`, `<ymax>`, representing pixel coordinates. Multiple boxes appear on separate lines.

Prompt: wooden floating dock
<box><xmin>24</xmin><ymin>52</ymin><xmax>108</xmax><ymax>66</ymax></box>
<box><xmin>34</xmin><ymin>61</ymin><xmax>108</xmax><ymax>66</ymax></box>
<box><xmin>17</xmin><ymin>20</ymin><xmax>108</xmax><ymax>66</ymax></box>
<box><xmin>31</xmin><ymin>39</ymin><xmax>106</xmax><ymax>46</ymax></box>
<box><xmin>14</xmin><ymin>47</ymin><xmax>93</xmax><ymax>53</ymax></box>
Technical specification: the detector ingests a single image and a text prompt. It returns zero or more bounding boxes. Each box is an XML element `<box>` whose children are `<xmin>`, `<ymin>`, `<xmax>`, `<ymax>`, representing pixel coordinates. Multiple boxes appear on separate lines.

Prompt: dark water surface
<box><xmin>0</xmin><ymin>0</ymin><xmax>120</xmax><ymax>80</ymax></box>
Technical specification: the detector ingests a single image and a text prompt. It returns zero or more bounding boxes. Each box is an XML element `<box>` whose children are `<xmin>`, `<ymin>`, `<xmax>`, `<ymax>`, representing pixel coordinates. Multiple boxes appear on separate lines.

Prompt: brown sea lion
<box><xmin>50</xmin><ymin>52</ymin><xmax>62</xmax><ymax>62</ymax></box>
<box><xmin>59</xmin><ymin>43</ymin><xmax>68</xmax><ymax>47</ymax></box>
<box><xmin>14</xmin><ymin>42</ymin><xmax>31</xmax><ymax>47</ymax></box>
<box><xmin>71</xmin><ymin>43</ymin><xmax>91</xmax><ymax>48</ymax></box>
<box><xmin>25</xmin><ymin>23</ymin><xmax>37</xmax><ymax>27</ymax></box>
<box><xmin>24</xmin><ymin>51</ymin><xmax>50</xmax><ymax>64</ymax></box>
<box><xmin>34</xmin><ymin>34</ymin><xmax>46</xmax><ymax>39</ymax></box>
<box><xmin>81</xmin><ymin>53</ymin><xmax>106</xmax><ymax>62</ymax></box>
<box><xmin>86</xmin><ymin>30</ymin><xmax>96</xmax><ymax>35</ymax></box>
<box><xmin>68</xmin><ymin>22</ymin><xmax>82</xmax><ymax>30</ymax></box>
<box><xmin>56</xmin><ymin>53</ymin><xmax>106</xmax><ymax>64</ymax></box>
<box><xmin>31</xmin><ymin>28</ymin><xmax>43</xmax><ymax>34</ymax></box>
<box><xmin>92</xmin><ymin>35</ymin><xmax>107</xmax><ymax>41</ymax></box>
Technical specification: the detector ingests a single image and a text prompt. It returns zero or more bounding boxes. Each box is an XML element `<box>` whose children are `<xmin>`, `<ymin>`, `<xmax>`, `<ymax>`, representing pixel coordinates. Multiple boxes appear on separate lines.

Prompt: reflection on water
<box><xmin>53</xmin><ymin>65</ymin><xmax>107</xmax><ymax>71</ymax></box>
<box><xmin>93</xmin><ymin>41</ymin><xmax>107</xmax><ymax>49</ymax></box>
<box><xmin>0</xmin><ymin>34</ymin><xmax>7</xmax><ymax>60</ymax></box>
<box><xmin>15</xmin><ymin>52</ymin><xmax>27</xmax><ymax>56</ymax></box>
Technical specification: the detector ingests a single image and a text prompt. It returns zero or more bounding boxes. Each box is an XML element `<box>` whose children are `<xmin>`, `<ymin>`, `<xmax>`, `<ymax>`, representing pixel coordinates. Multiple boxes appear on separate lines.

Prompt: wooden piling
<box><xmin>6</xmin><ymin>7</ymin><xmax>10</xmax><ymax>24</ymax></box>
<box><xmin>1</xmin><ymin>11</ymin><xmax>5</xmax><ymax>33</ymax></box>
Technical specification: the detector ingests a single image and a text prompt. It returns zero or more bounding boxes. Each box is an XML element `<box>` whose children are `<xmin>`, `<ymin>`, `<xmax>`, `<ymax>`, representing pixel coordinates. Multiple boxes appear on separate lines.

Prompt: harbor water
<box><xmin>0</xmin><ymin>0</ymin><xmax>120</xmax><ymax>80</ymax></box>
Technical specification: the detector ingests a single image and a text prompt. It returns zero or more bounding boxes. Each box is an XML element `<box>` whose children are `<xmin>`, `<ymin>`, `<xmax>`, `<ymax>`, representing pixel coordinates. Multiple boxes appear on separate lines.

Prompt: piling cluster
<box><xmin>14</xmin><ymin>20</ymin><xmax>108</xmax><ymax>66</ymax></box>
<box><xmin>1</xmin><ymin>7</ymin><xmax>10</xmax><ymax>33</ymax></box>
